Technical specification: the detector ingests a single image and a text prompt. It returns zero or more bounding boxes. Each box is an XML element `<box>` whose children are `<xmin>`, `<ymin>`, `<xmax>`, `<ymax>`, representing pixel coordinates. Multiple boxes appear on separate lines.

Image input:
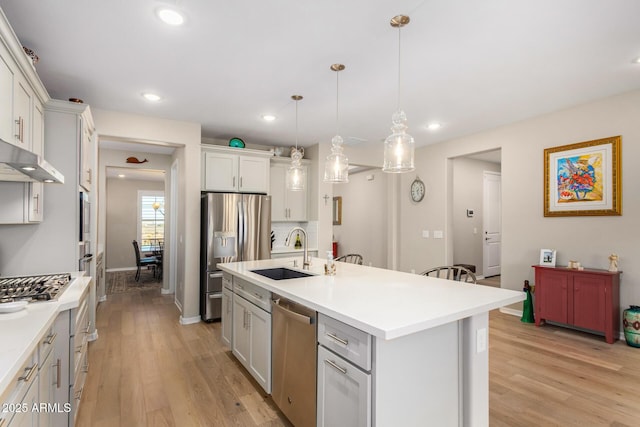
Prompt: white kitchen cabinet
<box><xmin>0</xmin><ymin>347</ymin><xmax>39</xmax><ymax>427</ymax></box>
<box><xmin>201</xmin><ymin>145</ymin><xmax>271</xmax><ymax>193</ymax></box>
<box><xmin>232</xmin><ymin>294</ymin><xmax>272</xmax><ymax>393</ymax></box>
<box><xmin>79</xmin><ymin>118</ymin><xmax>94</xmax><ymax>192</ymax></box>
<box><xmin>0</xmin><ymin>48</ymin><xmax>13</xmax><ymax>143</ymax></box>
<box><xmin>0</xmin><ymin>97</ymin><xmax>44</xmax><ymax>224</ymax></box>
<box><xmin>317</xmin><ymin>345</ymin><xmax>371</xmax><ymax>427</ymax></box>
<box><xmin>12</xmin><ymin>72</ymin><xmax>32</xmax><ymax>150</ymax></box>
<box><xmin>317</xmin><ymin>314</ymin><xmax>372</xmax><ymax>427</ymax></box>
<box><xmin>270</xmin><ymin>159</ymin><xmax>308</xmax><ymax>221</ymax></box>
<box><xmin>37</xmin><ymin>324</ymin><xmax>57</xmax><ymax>427</ymax></box>
<box><xmin>221</xmin><ymin>286</ymin><xmax>232</xmax><ymax>348</ymax></box>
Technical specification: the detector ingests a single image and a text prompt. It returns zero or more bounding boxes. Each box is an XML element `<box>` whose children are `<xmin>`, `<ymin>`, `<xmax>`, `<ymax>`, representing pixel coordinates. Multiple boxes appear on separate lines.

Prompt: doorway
<box><xmin>451</xmin><ymin>149</ymin><xmax>501</xmax><ymax>278</ymax></box>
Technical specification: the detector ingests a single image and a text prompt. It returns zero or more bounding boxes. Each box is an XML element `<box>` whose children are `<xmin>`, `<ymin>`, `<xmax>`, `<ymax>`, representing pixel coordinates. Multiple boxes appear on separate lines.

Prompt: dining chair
<box><xmin>334</xmin><ymin>254</ymin><xmax>364</xmax><ymax>265</ymax></box>
<box><xmin>132</xmin><ymin>240</ymin><xmax>159</xmax><ymax>282</ymax></box>
<box><xmin>420</xmin><ymin>265</ymin><xmax>477</xmax><ymax>284</ymax></box>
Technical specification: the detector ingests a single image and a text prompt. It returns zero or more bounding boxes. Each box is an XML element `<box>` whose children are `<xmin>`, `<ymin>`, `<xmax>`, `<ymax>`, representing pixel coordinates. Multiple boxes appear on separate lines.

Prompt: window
<box><xmin>139</xmin><ymin>191</ymin><xmax>164</xmax><ymax>252</ymax></box>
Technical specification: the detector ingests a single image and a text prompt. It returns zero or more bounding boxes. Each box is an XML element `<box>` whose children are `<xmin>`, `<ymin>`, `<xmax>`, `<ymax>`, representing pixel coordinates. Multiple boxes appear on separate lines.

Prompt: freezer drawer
<box><xmin>206</xmin><ymin>271</ymin><xmax>223</xmax><ymax>293</ymax></box>
<box><xmin>205</xmin><ymin>292</ymin><xmax>223</xmax><ymax>321</ymax></box>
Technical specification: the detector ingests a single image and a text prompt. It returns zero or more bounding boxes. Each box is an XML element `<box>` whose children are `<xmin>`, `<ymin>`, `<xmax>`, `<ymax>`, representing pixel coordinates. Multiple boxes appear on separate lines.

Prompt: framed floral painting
<box><xmin>544</xmin><ymin>136</ymin><xmax>621</xmax><ymax>217</ymax></box>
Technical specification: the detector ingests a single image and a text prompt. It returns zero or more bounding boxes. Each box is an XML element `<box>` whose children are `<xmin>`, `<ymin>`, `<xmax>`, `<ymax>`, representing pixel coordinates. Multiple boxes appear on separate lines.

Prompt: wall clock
<box><xmin>410</xmin><ymin>177</ymin><xmax>426</xmax><ymax>202</ymax></box>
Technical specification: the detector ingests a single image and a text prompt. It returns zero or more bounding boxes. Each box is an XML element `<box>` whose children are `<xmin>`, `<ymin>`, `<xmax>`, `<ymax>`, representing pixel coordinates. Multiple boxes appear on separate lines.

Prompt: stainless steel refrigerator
<box><xmin>200</xmin><ymin>192</ymin><xmax>271</xmax><ymax>321</ymax></box>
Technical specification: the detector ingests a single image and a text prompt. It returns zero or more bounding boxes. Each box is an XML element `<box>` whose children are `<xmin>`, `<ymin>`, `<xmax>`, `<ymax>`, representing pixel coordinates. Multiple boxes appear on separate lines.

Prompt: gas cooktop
<box><xmin>0</xmin><ymin>273</ymin><xmax>72</xmax><ymax>303</ymax></box>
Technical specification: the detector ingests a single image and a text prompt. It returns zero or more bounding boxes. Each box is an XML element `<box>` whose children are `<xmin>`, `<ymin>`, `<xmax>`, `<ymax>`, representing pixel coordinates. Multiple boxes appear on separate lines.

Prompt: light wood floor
<box><xmin>78</xmin><ymin>287</ymin><xmax>640</xmax><ymax>426</ymax></box>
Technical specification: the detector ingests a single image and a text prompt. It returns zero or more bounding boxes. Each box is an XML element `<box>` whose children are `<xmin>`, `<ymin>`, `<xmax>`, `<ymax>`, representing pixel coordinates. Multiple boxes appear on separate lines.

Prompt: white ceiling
<box><xmin>2</xmin><ymin>1</ymin><xmax>640</xmax><ymax>150</ymax></box>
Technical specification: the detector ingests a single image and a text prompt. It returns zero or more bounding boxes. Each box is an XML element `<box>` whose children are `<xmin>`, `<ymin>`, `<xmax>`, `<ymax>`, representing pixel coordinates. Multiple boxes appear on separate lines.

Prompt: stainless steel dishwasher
<box><xmin>271</xmin><ymin>294</ymin><xmax>317</xmax><ymax>427</ymax></box>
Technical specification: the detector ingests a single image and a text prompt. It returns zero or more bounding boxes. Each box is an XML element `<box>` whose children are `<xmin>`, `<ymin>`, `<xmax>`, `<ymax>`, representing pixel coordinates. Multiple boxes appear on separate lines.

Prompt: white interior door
<box><xmin>482</xmin><ymin>171</ymin><xmax>501</xmax><ymax>277</ymax></box>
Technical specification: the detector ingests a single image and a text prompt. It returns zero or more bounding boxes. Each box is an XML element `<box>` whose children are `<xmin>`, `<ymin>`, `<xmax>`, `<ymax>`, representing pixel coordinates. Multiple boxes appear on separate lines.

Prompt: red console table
<box><xmin>532</xmin><ymin>265</ymin><xmax>621</xmax><ymax>344</ymax></box>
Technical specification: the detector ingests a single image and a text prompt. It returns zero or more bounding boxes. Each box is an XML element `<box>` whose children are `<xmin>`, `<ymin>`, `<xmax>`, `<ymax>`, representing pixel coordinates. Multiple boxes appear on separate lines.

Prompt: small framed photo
<box><xmin>539</xmin><ymin>249</ymin><xmax>557</xmax><ymax>267</ymax></box>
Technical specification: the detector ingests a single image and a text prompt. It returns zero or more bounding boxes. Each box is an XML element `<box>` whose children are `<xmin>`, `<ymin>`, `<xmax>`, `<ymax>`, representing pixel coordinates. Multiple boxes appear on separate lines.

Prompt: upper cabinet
<box><xmin>270</xmin><ymin>157</ymin><xmax>309</xmax><ymax>221</ymax></box>
<box><xmin>0</xmin><ymin>10</ymin><xmax>50</xmax><ymax>224</ymax></box>
<box><xmin>79</xmin><ymin>111</ymin><xmax>95</xmax><ymax>192</ymax></box>
<box><xmin>201</xmin><ymin>145</ymin><xmax>271</xmax><ymax>194</ymax></box>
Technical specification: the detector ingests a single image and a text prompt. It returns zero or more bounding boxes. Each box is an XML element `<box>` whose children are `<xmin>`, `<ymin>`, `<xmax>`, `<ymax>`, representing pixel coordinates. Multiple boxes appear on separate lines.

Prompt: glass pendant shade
<box><xmin>382</xmin><ymin>110</ymin><xmax>415</xmax><ymax>172</ymax></box>
<box><xmin>286</xmin><ymin>95</ymin><xmax>305</xmax><ymax>191</ymax></box>
<box><xmin>383</xmin><ymin>15</ymin><xmax>415</xmax><ymax>174</ymax></box>
<box><xmin>324</xmin><ymin>135</ymin><xmax>349</xmax><ymax>183</ymax></box>
<box><xmin>286</xmin><ymin>147</ymin><xmax>306</xmax><ymax>191</ymax></box>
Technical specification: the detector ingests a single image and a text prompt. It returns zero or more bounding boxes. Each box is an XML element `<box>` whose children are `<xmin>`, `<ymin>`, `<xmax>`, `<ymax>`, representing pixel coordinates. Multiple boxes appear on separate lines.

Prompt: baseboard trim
<box><xmin>180</xmin><ymin>315</ymin><xmax>201</xmax><ymax>325</ymax></box>
<box><xmin>106</xmin><ymin>267</ymin><xmax>137</xmax><ymax>273</ymax></box>
<box><xmin>161</xmin><ymin>288</ymin><xmax>174</xmax><ymax>295</ymax></box>
<box><xmin>98</xmin><ymin>295</ymin><xmax>107</xmax><ymax>302</ymax></box>
<box><xmin>499</xmin><ymin>307</ymin><xmax>523</xmax><ymax>317</ymax></box>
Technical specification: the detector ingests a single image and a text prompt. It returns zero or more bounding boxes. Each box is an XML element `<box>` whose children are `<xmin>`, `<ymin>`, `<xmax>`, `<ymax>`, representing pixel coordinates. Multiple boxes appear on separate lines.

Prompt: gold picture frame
<box><xmin>544</xmin><ymin>136</ymin><xmax>621</xmax><ymax>217</ymax></box>
<box><xmin>332</xmin><ymin>196</ymin><xmax>342</xmax><ymax>225</ymax></box>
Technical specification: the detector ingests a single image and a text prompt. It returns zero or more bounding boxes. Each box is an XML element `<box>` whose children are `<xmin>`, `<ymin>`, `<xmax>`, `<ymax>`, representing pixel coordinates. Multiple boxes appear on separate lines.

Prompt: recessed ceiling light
<box><xmin>633</xmin><ymin>57</ymin><xmax>640</xmax><ymax>64</ymax></box>
<box><xmin>44</xmin><ymin>179</ymin><xmax>54</xmax><ymax>183</ymax></box>
<box><xmin>156</xmin><ymin>8</ymin><xmax>185</xmax><ymax>26</ymax></box>
<box><xmin>142</xmin><ymin>92</ymin><xmax>162</xmax><ymax>102</ymax></box>
<box><xmin>21</xmin><ymin>166</ymin><xmax>36</xmax><ymax>171</ymax></box>
<box><xmin>427</xmin><ymin>123</ymin><xmax>442</xmax><ymax>131</ymax></box>
<box><xmin>262</xmin><ymin>114</ymin><xmax>276</xmax><ymax>122</ymax></box>
<box><xmin>118</xmin><ymin>174</ymin><xmax>126</xmax><ymax>178</ymax></box>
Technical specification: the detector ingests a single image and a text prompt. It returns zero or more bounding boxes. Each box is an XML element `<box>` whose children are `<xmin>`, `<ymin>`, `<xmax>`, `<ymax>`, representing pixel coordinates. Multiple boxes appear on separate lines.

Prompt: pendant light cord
<box><xmin>295</xmin><ymin>98</ymin><xmax>299</xmax><ymax>150</ymax></box>
<box><xmin>336</xmin><ymin>70</ymin><xmax>340</xmax><ymax>136</ymax></box>
<box><xmin>397</xmin><ymin>26</ymin><xmax>402</xmax><ymax>112</ymax></box>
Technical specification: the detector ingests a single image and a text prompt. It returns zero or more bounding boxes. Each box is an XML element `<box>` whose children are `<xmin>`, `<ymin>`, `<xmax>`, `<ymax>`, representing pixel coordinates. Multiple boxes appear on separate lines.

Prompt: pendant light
<box><xmin>382</xmin><ymin>14</ymin><xmax>415</xmax><ymax>173</ymax></box>
<box><xmin>286</xmin><ymin>95</ymin><xmax>306</xmax><ymax>191</ymax></box>
<box><xmin>324</xmin><ymin>64</ymin><xmax>349</xmax><ymax>183</ymax></box>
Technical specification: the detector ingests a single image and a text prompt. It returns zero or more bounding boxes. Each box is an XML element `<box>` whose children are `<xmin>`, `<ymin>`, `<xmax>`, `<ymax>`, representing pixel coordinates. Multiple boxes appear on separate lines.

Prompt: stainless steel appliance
<box><xmin>0</xmin><ymin>273</ymin><xmax>72</xmax><ymax>303</ymax></box>
<box><xmin>271</xmin><ymin>295</ymin><xmax>317</xmax><ymax>427</ymax></box>
<box><xmin>200</xmin><ymin>192</ymin><xmax>271</xmax><ymax>321</ymax></box>
<box><xmin>0</xmin><ymin>137</ymin><xmax>65</xmax><ymax>183</ymax></box>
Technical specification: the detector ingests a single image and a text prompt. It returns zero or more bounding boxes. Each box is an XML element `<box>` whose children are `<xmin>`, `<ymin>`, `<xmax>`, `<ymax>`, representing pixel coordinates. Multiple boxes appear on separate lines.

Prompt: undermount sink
<box><xmin>251</xmin><ymin>267</ymin><xmax>314</xmax><ymax>280</ymax></box>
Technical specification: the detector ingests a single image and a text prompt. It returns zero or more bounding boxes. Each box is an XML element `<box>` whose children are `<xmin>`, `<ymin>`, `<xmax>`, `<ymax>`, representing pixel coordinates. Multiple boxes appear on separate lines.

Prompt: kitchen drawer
<box><xmin>0</xmin><ymin>347</ymin><xmax>38</xmax><ymax>424</ymax></box>
<box><xmin>39</xmin><ymin>322</ymin><xmax>57</xmax><ymax>363</ymax></box>
<box><xmin>223</xmin><ymin>272</ymin><xmax>233</xmax><ymax>290</ymax></box>
<box><xmin>233</xmin><ymin>276</ymin><xmax>271</xmax><ymax>313</ymax></box>
<box><xmin>318</xmin><ymin>313</ymin><xmax>371</xmax><ymax>371</ymax></box>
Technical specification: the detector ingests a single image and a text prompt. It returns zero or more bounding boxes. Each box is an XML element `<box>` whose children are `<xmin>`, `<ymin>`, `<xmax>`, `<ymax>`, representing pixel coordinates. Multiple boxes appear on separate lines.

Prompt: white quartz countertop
<box><xmin>218</xmin><ymin>257</ymin><xmax>525</xmax><ymax>340</ymax></box>
<box><xmin>0</xmin><ymin>274</ymin><xmax>91</xmax><ymax>397</ymax></box>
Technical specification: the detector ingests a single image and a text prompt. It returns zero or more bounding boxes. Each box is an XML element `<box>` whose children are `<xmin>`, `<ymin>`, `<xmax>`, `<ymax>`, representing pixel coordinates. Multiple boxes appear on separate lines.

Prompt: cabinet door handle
<box><xmin>15</xmin><ymin>117</ymin><xmax>23</xmax><ymax>142</ymax></box>
<box><xmin>55</xmin><ymin>358</ymin><xmax>61</xmax><ymax>389</ymax></box>
<box><xmin>18</xmin><ymin>363</ymin><xmax>38</xmax><ymax>383</ymax></box>
<box><xmin>87</xmin><ymin>168</ymin><xmax>92</xmax><ymax>184</ymax></box>
<box><xmin>45</xmin><ymin>332</ymin><xmax>57</xmax><ymax>345</ymax></box>
<box><xmin>247</xmin><ymin>311</ymin><xmax>251</xmax><ymax>329</ymax></box>
<box><xmin>240</xmin><ymin>177</ymin><xmax>243</xmax><ymax>188</ymax></box>
<box><xmin>325</xmin><ymin>332</ymin><xmax>349</xmax><ymax>346</ymax></box>
<box><xmin>33</xmin><ymin>193</ymin><xmax>40</xmax><ymax>214</ymax></box>
<box><xmin>324</xmin><ymin>358</ymin><xmax>347</xmax><ymax>375</ymax></box>
<box><xmin>233</xmin><ymin>176</ymin><xmax>236</xmax><ymax>187</ymax></box>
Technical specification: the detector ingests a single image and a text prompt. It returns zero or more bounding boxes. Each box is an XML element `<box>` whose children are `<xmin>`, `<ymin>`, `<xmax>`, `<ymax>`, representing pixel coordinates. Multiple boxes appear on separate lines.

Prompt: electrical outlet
<box><xmin>476</xmin><ymin>328</ymin><xmax>487</xmax><ymax>353</ymax></box>
<box><xmin>422</xmin><ymin>230</ymin><xmax>429</xmax><ymax>238</ymax></box>
<box><xmin>433</xmin><ymin>230</ymin><xmax>444</xmax><ymax>239</ymax></box>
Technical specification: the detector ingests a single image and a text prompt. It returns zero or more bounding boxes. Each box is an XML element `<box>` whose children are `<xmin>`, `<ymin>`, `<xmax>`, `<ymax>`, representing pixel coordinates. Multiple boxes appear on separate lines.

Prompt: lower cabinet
<box><xmin>317</xmin><ymin>346</ymin><xmax>371</xmax><ymax>427</ymax></box>
<box><xmin>317</xmin><ymin>314</ymin><xmax>372</xmax><ymax>427</ymax></box>
<box><xmin>221</xmin><ymin>286</ymin><xmax>232</xmax><ymax>347</ymax></box>
<box><xmin>231</xmin><ymin>278</ymin><xmax>272</xmax><ymax>394</ymax></box>
<box><xmin>1</xmin><ymin>346</ymin><xmax>39</xmax><ymax>427</ymax></box>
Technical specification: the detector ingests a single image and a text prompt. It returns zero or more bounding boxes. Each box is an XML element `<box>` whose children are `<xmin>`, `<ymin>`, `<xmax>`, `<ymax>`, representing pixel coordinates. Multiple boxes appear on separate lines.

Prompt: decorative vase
<box><xmin>623</xmin><ymin>305</ymin><xmax>640</xmax><ymax>348</ymax></box>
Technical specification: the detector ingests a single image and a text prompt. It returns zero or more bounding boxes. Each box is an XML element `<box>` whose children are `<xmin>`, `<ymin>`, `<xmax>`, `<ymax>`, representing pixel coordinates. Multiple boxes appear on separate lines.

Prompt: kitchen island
<box><xmin>218</xmin><ymin>257</ymin><xmax>524</xmax><ymax>427</ymax></box>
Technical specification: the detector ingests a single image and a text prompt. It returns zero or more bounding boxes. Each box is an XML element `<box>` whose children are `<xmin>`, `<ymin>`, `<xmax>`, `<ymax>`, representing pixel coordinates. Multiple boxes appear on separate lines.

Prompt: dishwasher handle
<box><xmin>272</xmin><ymin>299</ymin><xmax>314</xmax><ymax>325</ymax></box>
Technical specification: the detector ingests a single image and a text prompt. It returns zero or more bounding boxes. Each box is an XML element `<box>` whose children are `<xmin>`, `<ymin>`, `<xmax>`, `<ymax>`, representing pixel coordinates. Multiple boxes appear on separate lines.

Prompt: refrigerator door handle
<box><xmin>237</xmin><ymin>200</ymin><xmax>245</xmax><ymax>260</ymax></box>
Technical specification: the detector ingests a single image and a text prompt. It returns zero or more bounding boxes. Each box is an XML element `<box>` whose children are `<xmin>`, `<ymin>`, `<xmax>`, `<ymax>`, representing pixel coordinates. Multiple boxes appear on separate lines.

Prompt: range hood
<box><xmin>0</xmin><ymin>138</ymin><xmax>64</xmax><ymax>184</ymax></box>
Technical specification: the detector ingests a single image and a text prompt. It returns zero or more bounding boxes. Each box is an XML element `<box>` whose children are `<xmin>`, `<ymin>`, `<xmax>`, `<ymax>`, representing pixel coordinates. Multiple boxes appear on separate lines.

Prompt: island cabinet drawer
<box><xmin>39</xmin><ymin>322</ymin><xmax>58</xmax><ymax>362</ymax></box>
<box><xmin>318</xmin><ymin>314</ymin><xmax>371</xmax><ymax>371</ymax></box>
<box><xmin>233</xmin><ymin>276</ymin><xmax>271</xmax><ymax>313</ymax></box>
<box><xmin>222</xmin><ymin>272</ymin><xmax>233</xmax><ymax>290</ymax></box>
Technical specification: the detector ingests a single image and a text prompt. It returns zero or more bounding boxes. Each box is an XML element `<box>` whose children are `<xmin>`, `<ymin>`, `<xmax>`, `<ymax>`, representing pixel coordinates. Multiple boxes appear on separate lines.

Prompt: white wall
<box><xmin>93</xmin><ymin>108</ymin><xmax>201</xmax><ymax>323</ymax></box>
<box><xmin>398</xmin><ymin>89</ymin><xmax>640</xmax><ymax>314</ymax></box>
<box><xmin>105</xmin><ymin>177</ymin><xmax>165</xmax><ymax>270</ymax></box>
<box><xmin>333</xmin><ymin>169</ymin><xmax>389</xmax><ymax>268</ymax></box>
<box><xmin>452</xmin><ymin>157</ymin><xmax>501</xmax><ymax>276</ymax></box>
